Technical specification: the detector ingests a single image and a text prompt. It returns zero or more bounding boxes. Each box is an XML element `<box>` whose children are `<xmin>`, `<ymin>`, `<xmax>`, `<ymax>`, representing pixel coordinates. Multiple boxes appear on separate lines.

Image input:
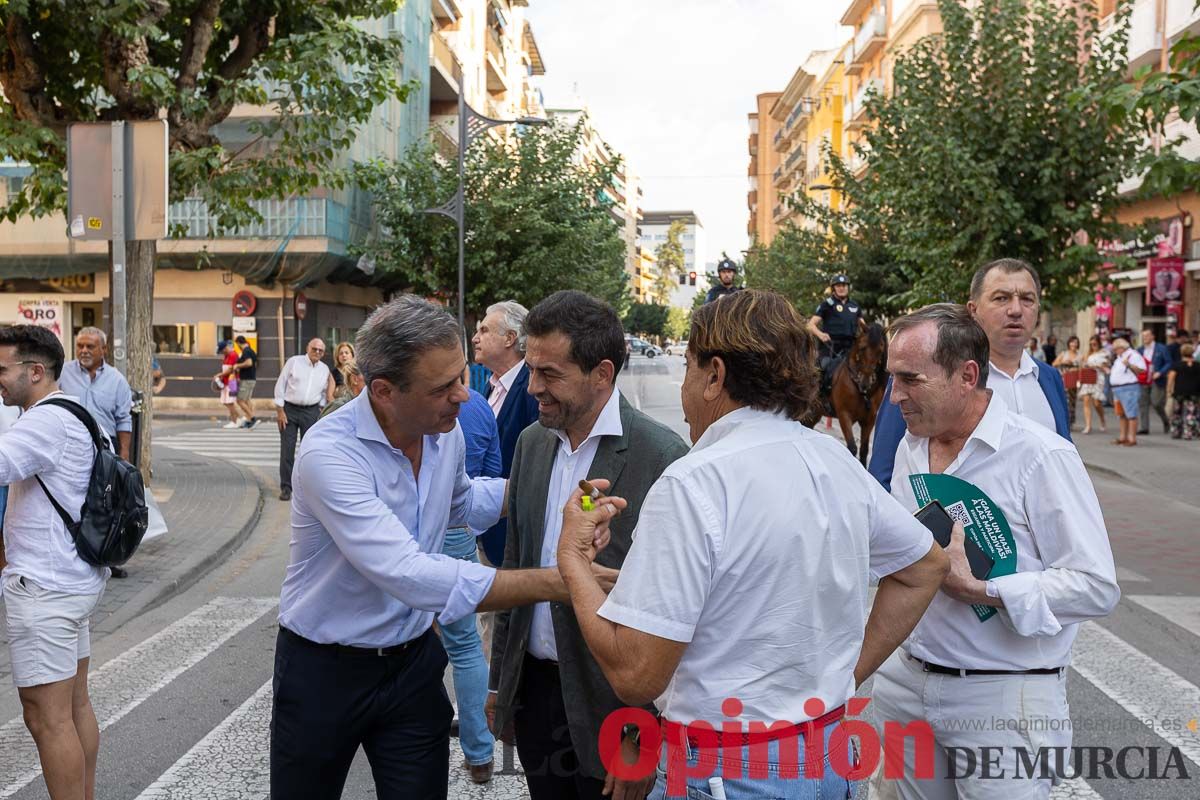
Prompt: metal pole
<box><xmin>111</xmin><ymin>121</ymin><xmax>128</xmax><ymax>374</ymax></box>
<box><xmin>456</xmin><ymin>89</ymin><xmax>467</xmax><ymax>342</ymax></box>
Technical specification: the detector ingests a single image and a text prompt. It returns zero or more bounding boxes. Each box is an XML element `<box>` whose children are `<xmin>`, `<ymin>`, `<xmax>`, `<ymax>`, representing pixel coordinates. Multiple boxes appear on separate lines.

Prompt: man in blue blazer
<box><xmin>1137</xmin><ymin>327</ymin><xmax>1172</xmax><ymax>435</ymax></box>
<box><xmin>473</xmin><ymin>301</ymin><xmax>541</xmax><ymax>566</ymax></box>
<box><xmin>869</xmin><ymin>259</ymin><xmax>1072</xmax><ymax>492</ymax></box>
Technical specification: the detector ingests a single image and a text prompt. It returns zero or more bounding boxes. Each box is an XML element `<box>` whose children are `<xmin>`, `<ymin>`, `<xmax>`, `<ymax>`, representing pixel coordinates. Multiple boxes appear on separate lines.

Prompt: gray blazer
<box><xmin>489</xmin><ymin>393</ymin><xmax>689</xmax><ymax>780</ymax></box>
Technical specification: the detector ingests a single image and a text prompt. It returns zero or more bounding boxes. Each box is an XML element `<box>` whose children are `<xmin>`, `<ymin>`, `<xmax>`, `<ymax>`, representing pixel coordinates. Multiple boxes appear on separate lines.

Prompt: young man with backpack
<box><xmin>0</xmin><ymin>324</ymin><xmax>112</xmax><ymax>800</ymax></box>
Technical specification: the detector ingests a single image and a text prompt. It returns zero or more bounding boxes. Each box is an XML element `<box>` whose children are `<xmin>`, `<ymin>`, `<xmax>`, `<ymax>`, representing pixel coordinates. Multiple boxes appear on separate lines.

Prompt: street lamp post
<box><xmin>423</xmin><ymin>91</ymin><xmax>547</xmax><ymax>341</ymax></box>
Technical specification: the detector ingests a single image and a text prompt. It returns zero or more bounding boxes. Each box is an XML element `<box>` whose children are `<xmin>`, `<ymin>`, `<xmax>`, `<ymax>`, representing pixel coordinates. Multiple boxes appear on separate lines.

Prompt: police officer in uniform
<box><xmin>808</xmin><ymin>274</ymin><xmax>862</xmax><ymax>359</ymax></box>
<box><xmin>704</xmin><ymin>256</ymin><xmax>742</xmax><ymax>304</ymax></box>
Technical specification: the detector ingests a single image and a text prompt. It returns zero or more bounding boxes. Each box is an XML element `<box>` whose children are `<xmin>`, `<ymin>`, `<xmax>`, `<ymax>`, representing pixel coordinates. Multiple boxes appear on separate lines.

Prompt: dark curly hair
<box><xmin>688</xmin><ymin>290</ymin><xmax>819</xmax><ymax>420</ymax></box>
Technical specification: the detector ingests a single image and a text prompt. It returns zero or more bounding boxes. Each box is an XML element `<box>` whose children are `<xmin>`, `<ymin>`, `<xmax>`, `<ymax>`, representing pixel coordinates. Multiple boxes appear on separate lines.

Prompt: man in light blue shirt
<box><xmin>57</xmin><ymin>327</ymin><xmax>132</xmax><ymax>461</ymax></box>
<box><xmin>271</xmin><ymin>295</ymin><xmax>616</xmax><ymax>800</ymax></box>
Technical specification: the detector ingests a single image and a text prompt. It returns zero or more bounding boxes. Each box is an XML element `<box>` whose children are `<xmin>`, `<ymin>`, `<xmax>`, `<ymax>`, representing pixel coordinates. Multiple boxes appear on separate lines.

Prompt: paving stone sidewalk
<box><xmin>0</xmin><ymin>443</ymin><xmax>265</xmax><ymax>682</ymax></box>
<box><xmin>1071</xmin><ymin>425</ymin><xmax>1200</xmax><ymax>509</ymax></box>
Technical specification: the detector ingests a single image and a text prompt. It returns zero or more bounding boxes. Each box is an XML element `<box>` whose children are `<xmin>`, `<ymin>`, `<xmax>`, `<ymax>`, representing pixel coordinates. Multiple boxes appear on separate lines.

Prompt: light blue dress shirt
<box><xmin>278</xmin><ymin>391</ymin><xmax>505</xmax><ymax>648</ymax></box>
<box><xmin>56</xmin><ymin>360</ymin><xmax>133</xmax><ymax>436</ymax></box>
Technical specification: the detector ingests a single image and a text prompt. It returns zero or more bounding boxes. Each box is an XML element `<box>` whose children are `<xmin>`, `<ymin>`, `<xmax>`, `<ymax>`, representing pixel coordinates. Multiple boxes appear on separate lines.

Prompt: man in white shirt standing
<box><xmin>872</xmin><ymin>304</ymin><xmax>1119</xmax><ymax>800</ymax></box>
<box><xmin>0</xmin><ymin>324</ymin><xmax>108</xmax><ymax>800</ymax></box>
<box><xmin>273</xmin><ymin>338</ymin><xmax>334</xmax><ymax>501</ymax></box>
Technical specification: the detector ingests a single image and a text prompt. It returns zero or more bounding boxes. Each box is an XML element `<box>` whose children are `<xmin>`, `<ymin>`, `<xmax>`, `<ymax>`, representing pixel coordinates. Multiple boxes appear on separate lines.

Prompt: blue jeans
<box><xmin>647</xmin><ymin>722</ymin><xmax>858</xmax><ymax>800</ymax></box>
<box><xmin>439</xmin><ymin>527</ymin><xmax>495</xmax><ymax>765</ymax></box>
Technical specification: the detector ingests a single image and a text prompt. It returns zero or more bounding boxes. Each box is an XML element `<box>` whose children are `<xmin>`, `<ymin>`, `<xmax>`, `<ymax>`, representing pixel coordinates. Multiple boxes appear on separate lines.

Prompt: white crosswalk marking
<box><xmin>135</xmin><ymin>680</ymin><xmax>273</xmax><ymax>800</ymax></box>
<box><xmin>157</xmin><ymin>426</ymin><xmax>284</xmax><ymax>469</ymax></box>
<box><xmin>1129</xmin><ymin>594</ymin><xmax>1200</xmax><ymax>639</ymax></box>
<box><xmin>0</xmin><ymin>597</ymin><xmax>277</xmax><ymax>798</ymax></box>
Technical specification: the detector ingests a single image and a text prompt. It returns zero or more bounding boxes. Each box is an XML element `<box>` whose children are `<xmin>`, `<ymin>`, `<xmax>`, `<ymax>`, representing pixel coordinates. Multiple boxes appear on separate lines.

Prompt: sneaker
<box><xmin>109</xmin><ymin>566</ymin><xmax>128</xmax><ymax>579</ymax></box>
<box><xmin>279</xmin><ymin>488</ymin><xmax>292</xmax><ymax>501</ymax></box>
<box><xmin>223</xmin><ymin>421</ymin><xmax>241</xmax><ymax>429</ymax></box>
<box><xmin>242</xmin><ymin>418</ymin><xmax>258</xmax><ymax>429</ymax></box>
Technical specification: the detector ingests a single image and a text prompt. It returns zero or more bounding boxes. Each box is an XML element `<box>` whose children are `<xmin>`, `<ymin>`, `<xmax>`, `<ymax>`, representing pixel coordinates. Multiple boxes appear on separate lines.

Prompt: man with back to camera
<box><xmin>870</xmin><ymin>258</ymin><xmax>1071</xmax><ymax>492</ymax></box>
<box><xmin>0</xmin><ymin>324</ymin><xmax>109</xmax><ymax>800</ymax></box>
<box><xmin>870</xmin><ymin>304</ymin><xmax>1118</xmax><ymax>800</ymax></box>
<box><xmin>270</xmin><ymin>295</ymin><xmax>618</xmax><ymax>799</ymax></box>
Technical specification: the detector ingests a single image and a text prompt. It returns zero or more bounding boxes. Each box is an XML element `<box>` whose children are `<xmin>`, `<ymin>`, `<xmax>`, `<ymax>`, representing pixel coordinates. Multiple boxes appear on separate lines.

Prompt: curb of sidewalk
<box><xmin>92</xmin><ymin>457</ymin><xmax>267</xmax><ymax>637</ymax></box>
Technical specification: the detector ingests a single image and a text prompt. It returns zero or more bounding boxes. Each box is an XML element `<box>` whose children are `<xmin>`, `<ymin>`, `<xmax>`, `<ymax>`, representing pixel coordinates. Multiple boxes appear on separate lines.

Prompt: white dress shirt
<box><xmin>487</xmin><ymin>359</ymin><xmax>525</xmax><ymax>417</ymax></box>
<box><xmin>528</xmin><ymin>388</ymin><xmax>623</xmax><ymax>661</ymax></box>
<box><xmin>0</xmin><ymin>393</ymin><xmax>108</xmax><ymax>594</ymax></box>
<box><xmin>273</xmin><ymin>355</ymin><xmax>332</xmax><ymax>408</ymax></box>
<box><xmin>1110</xmin><ymin>349</ymin><xmax>1147</xmax><ymax>386</ymax></box>
<box><xmin>890</xmin><ymin>392</ymin><xmax>1119</xmax><ymax>671</ymax></box>
<box><xmin>599</xmin><ymin>408</ymin><xmax>934</xmax><ymax>725</ymax></box>
<box><xmin>278</xmin><ymin>391</ymin><xmax>506</xmax><ymax>647</ymax></box>
<box><xmin>986</xmin><ymin>351</ymin><xmax>1055</xmax><ymax>432</ymax></box>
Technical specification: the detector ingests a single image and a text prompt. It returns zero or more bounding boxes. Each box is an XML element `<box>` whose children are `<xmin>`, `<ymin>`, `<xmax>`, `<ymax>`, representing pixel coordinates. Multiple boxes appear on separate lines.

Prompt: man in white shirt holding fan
<box><xmin>872</xmin><ymin>304</ymin><xmax>1119</xmax><ymax>800</ymax></box>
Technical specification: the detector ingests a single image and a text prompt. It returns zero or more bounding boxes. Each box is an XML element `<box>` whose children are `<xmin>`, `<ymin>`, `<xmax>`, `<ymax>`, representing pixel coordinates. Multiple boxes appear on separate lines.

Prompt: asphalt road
<box><xmin>0</xmin><ymin>354</ymin><xmax>1196</xmax><ymax>799</ymax></box>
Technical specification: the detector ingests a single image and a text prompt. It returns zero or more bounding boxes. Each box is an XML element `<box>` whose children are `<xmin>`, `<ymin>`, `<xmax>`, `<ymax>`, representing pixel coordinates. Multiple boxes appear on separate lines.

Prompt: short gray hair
<box><xmin>76</xmin><ymin>326</ymin><xmax>107</xmax><ymax>347</ymax></box>
<box><xmin>486</xmin><ymin>300</ymin><xmax>529</xmax><ymax>353</ymax></box>
<box><xmin>356</xmin><ymin>295</ymin><xmax>461</xmax><ymax>390</ymax></box>
<box><xmin>889</xmin><ymin>303</ymin><xmax>991</xmax><ymax>387</ymax></box>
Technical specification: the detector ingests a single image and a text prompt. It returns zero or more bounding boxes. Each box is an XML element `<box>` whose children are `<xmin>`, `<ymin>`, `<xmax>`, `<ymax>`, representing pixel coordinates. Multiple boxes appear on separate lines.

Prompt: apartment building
<box><xmin>747</xmin><ymin>92</ymin><xmax>782</xmax><ymax>246</ymax></box>
<box><xmin>639</xmin><ymin>211</ymin><xmax>707</xmax><ymax>309</ymax></box>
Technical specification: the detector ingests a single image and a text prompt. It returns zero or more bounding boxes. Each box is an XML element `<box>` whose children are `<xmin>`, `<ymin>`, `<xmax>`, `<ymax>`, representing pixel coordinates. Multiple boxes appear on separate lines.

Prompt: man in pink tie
<box><xmin>472</xmin><ymin>302</ymin><xmax>540</xmax><ymax>567</ymax></box>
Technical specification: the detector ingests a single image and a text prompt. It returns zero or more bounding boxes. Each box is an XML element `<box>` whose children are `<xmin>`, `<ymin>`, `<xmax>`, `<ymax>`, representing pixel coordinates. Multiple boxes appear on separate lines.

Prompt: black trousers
<box><xmin>270</xmin><ymin>626</ymin><xmax>453</xmax><ymax>799</ymax></box>
<box><xmin>513</xmin><ymin>654</ymin><xmax>607</xmax><ymax>800</ymax></box>
<box><xmin>280</xmin><ymin>402</ymin><xmax>320</xmax><ymax>491</ymax></box>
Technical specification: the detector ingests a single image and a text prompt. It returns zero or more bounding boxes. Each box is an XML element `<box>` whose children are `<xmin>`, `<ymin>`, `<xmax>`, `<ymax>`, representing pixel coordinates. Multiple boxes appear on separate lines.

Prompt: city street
<box><xmin>0</xmin><ymin>355</ymin><xmax>1197</xmax><ymax>799</ymax></box>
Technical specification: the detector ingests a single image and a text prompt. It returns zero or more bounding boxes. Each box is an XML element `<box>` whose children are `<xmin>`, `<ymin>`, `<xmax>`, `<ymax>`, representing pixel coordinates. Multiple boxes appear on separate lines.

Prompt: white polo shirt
<box><xmin>599</xmin><ymin>407</ymin><xmax>934</xmax><ymax>725</ymax></box>
<box><xmin>890</xmin><ymin>393</ymin><xmax>1119</xmax><ymax>671</ymax></box>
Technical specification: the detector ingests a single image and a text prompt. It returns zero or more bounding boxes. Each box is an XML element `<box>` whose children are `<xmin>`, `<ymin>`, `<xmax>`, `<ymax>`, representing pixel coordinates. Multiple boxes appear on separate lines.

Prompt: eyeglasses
<box><xmin>0</xmin><ymin>360</ymin><xmax>43</xmax><ymax>375</ymax></box>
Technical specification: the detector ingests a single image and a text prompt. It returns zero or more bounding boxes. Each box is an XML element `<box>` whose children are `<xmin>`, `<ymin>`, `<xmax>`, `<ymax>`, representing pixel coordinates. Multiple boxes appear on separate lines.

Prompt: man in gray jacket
<box><xmin>486</xmin><ymin>291</ymin><xmax>688</xmax><ymax>800</ymax></box>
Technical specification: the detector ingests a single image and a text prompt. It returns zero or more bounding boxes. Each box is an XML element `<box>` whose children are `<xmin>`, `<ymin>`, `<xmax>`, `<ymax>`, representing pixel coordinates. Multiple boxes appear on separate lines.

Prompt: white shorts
<box><xmin>3</xmin><ymin>573</ymin><xmax>104</xmax><ymax>688</ymax></box>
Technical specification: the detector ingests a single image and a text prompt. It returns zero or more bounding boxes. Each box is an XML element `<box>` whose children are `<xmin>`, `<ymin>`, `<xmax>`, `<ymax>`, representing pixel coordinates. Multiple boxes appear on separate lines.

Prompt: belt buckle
<box><xmin>377</xmin><ymin>647</ymin><xmax>384</xmax><ymax>657</ymax></box>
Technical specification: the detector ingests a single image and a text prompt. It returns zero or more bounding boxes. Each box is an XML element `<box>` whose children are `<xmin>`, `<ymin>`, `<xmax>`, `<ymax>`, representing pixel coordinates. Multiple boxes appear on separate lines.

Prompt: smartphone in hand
<box><xmin>914</xmin><ymin>500</ymin><xmax>995</xmax><ymax>580</ymax></box>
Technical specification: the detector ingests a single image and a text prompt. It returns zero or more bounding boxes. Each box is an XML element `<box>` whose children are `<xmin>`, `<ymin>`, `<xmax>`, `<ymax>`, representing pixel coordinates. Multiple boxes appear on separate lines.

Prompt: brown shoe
<box><xmin>464</xmin><ymin>759</ymin><xmax>493</xmax><ymax>784</ymax></box>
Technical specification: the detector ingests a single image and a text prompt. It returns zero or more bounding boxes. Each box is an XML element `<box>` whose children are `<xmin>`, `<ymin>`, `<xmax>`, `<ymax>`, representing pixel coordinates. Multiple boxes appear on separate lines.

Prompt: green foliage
<box><xmin>652</xmin><ymin>220</ymin><xmax>686</xmax><ymax>305</ymax></box>
<box><xmin>357</xmin><ymin>120</ymin><xmax>629</xmax><ymax>315</ymax></box>
<box><xmin>759</xmin><ymin>0</ymin><xmax>1141</xmax><ymax>313</ymax></box>
<box><xmin>664</xmin><ymin>306</ymin><xmax>689</xmax><ymax>341</ymax></box>
<box><xmin>0</xmin><ymin>0</ymin><xmax>410</xmax><ymax>233</ymax></box>
<box><xmin>624</xmin><ymin>302</ymin><xmax>669</xmax><ymax>338</ymax></box>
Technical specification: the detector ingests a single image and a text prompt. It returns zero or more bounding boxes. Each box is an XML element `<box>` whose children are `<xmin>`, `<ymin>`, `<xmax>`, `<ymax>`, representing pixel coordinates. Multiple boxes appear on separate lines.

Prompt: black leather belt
<box><xmin>280</xmin><ymin>625</ymin><xmax>425</xmax><ymax>657</ymax></box>
<box><xmin>910</xmin><ymin>654</ymin><xmax>1064</xmax><ymax>677</ymax></box>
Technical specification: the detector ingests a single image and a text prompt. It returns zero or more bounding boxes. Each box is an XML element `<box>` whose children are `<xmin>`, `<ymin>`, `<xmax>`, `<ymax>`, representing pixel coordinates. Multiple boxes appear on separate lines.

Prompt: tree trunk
<box><xmin>125</xmin><ymin>240</ymin><xmax>156</xmax><ymax>484</ymax></box>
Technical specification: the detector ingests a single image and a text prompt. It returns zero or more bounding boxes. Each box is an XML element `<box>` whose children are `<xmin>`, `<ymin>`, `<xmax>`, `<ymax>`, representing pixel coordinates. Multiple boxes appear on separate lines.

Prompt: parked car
<box><xmin>665</xmin><ymin>340</ymin><xmax>689</xmax><ymax>356</ymax></box>
<box><xmin>624</xmin><ymin>335</ymin><xmax>661</xmax><ymax>358</ymax></box>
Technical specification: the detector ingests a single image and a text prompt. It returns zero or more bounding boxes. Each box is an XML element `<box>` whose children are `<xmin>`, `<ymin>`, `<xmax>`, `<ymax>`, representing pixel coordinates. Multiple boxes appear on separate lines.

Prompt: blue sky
<box><xmin>526</xmin><ymin>1</ymin><xmax>847</xmax><ymax>264</ymax></box>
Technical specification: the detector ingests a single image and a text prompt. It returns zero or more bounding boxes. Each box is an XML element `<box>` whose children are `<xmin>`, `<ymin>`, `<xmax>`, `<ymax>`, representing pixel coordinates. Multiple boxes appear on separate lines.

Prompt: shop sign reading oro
<box><xmin>66</xmin><ymin>120</ymin><xmax>168</xmax><ymax>372</ymax></box>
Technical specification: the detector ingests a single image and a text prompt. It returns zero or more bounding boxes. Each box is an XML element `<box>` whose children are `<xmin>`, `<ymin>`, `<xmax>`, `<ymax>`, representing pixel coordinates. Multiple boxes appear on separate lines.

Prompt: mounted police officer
<box><xmin>809</xmin><ymin>274</ymin><xmax>863</xmax><ymax>396</ymax></box>
<box><xmin>704</xmin><ymin>256</ymin><xmax>742</xmax><ymax>304</ymax></box>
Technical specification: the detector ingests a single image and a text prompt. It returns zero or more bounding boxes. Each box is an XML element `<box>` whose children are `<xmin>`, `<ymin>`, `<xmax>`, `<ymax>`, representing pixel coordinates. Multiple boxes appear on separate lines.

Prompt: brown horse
<box><xmin>802</xmin><ymin>321</ymin><xmax>889</xmax><ymax>465</ymax></box>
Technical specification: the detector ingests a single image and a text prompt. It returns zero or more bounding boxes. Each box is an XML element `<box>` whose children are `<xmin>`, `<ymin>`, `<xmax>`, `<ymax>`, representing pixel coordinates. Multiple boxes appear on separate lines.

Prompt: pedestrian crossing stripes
<box><xmin>157</xmin><ymin>426</ymin><xmax>284</xmax><ymax>469</ymax></box>
<box><xmin>3</xmin><ymin>596</ymin><xmax>1198</xmax><ymax>799</ymax></box>
<box><xmin>0</xmin><ymin>596</ymin><xmax>277</xmax><ymax>798</ymax></box>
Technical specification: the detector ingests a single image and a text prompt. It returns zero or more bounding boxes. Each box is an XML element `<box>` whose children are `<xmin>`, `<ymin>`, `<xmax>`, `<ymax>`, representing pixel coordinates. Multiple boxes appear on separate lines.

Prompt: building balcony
<box><xmin>785</xmin><ymin>145</ymin><xmax>805</xmax><ymax>171</ymax></box>
<box><xmin>485</xmin><ymin>29</ymin><xmax>509</xmax><ymax>93</ymax></box>
<box><xmin>773</xmin><ymin>203</ymin><xmax>785</xmax><ymax>221</ymax></box>
<box><xmin>773</xmin><ymin>166</ymin><xmax>784</xmax><ymax>185</ymax></box>
<box><xmin>169</xmin><ymin>196</ymin><xmax>350</xmax><ymax>242</ymax></box>
<box><xmin>1103</xmin><ymin>0</ymin><xmax>1162</xmax><ymax>75</ymax></box>
<box><xmin>1168</xmin><ymin>0</ymin><xmax>1200</xmax><ymax>41</ymax></box>
<box><xmin>432</xmin><ymin>0</ymin><xmax>462</xmax><ymax>24</ymax></box>
<box><xmin>847</xmin><ymin>11</ymin><xmax>887</xmax><ymax>75</ymax></box>
<box><xmin>779</xmin><ymin>169</ymin><xmax>794</xmax><ymax>190</ymax></box>
<box><xmin>846</xmin><ymin>77</ymin><xmax>882</xmax><ymax>130</ymax></box>
<box><xmin>748</xmin><ymin>134</ymin><xmax>758</xmax><ymax>156</ymax></box>
<box><xmin>773</xmin><ymin>128</ymin><xmax>784</xmax><ymax>150</ymax></box>
<box><xmin>748</xmin><ymin>190</ymin><xmax>758</xmax><ymax>206</ymax></box>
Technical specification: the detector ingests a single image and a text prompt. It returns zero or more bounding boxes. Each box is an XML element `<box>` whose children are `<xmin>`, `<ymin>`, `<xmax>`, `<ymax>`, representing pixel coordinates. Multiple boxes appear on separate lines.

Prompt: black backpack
<box><xmin>35</xmin><ymin>398</ymin><xmax>149</xmax><ymax>567</ymax></box>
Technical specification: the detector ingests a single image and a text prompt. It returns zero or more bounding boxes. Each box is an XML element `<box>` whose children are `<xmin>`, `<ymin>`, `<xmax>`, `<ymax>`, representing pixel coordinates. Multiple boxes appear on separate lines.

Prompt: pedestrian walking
<box><xmin>1041</xmin><ymin>333</ymin><xmax>1058</xmax><ymax>364</ymax></box>
<box><xmin>58</xmin><ymin>326</ymin><xmax>135</xmax><ymax>578</ymax></box>
<box><xmin>487</xmin><ymin>291</ymin><xmax>689</xmax><ymax>800</ymax></box>
<box><xmin>1110</xmin><ymin>337</ymin><xmax>1149</xmax><ymax>447</ymax></box>
<box><xmin>871</xmin><ymin>258</ymin><xmax>1071</xmax><ymax>491</ymax></box>
<box><xmin>272</xmin><ymin>338</ymin><xmax>334</xmax><ymax>502</ymax></box>
<box><xmin>472</xmin><ymin>301</ymin><xmax>540</xmax><ymax>567</ymax></box>
<box><xmin>1167</xmin><ymin>344</ymin><xmax>1200</xmax><ymax>440</ymax></box>
<box><xmin>1137</xmin><ymin>328</ymin><xmax>1172</xmax><ymax>435</ymax></box>
<box><xmin>213</xmin><ymin>341</ymin><xmax>242</xmax><ymax>428</ymax></box>
<box><xmin>233</xmin><ymin>335</ymin><xmax>259</xmax><ymax>428</ymax></box>
<box><xmin>1053</xmin><ymin>335</ymin><xmax>1082</xmax><ymax>427</ymax></box>
<box><xmin>0</xmin><ymin>325</ymin><xmax>110</xmax><ymax>800</ymax></box>
<box><xmin>438</xmin><ymin>387</ymin><xmax>501</xmax><ymax>784</ymax></box>
<box><xmin>872</xmin><ymin>304</ymin><xmax>1118</xmax><ymax>800</ymax></box>
<box><xmin>269</xmin><ymin>295</ymin><xmax>608</xmax><ymax>799</ymax></box>
<box><xmin>555</xmin><ymin>290</ymin><xmax>946</xmax><ymax>799</ymax></box>
<box><xmin>1079</xmin><ymin>335</ymin><xmax>1109</xmax><ymax>435</ymax></box>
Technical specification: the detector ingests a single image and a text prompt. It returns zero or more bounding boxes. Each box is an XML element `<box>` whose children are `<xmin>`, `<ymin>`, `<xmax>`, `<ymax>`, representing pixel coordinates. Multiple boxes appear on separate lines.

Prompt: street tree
<box><xmin>358</xmin><ymin>120</ymin><xmax>628</xmax><ymax>318</ymax></box>
<box><xmin>623</xmin><ymin>302</ymin><xmax>669</xmax><ymax>339</ymax></box>
<box><xmin>0</xmin><ymin>0</ymin><xmax>410</xmax><ymax>478</ymax></box>
<box><xmin>773</xmin><ymin>0</ymin><xmax>1140</xmax><ymax>311</ymax></box>
<box><xmin>652</xmin><ymin>220</ymin><xmax>687</xmax><ymax>305</ymax></box>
